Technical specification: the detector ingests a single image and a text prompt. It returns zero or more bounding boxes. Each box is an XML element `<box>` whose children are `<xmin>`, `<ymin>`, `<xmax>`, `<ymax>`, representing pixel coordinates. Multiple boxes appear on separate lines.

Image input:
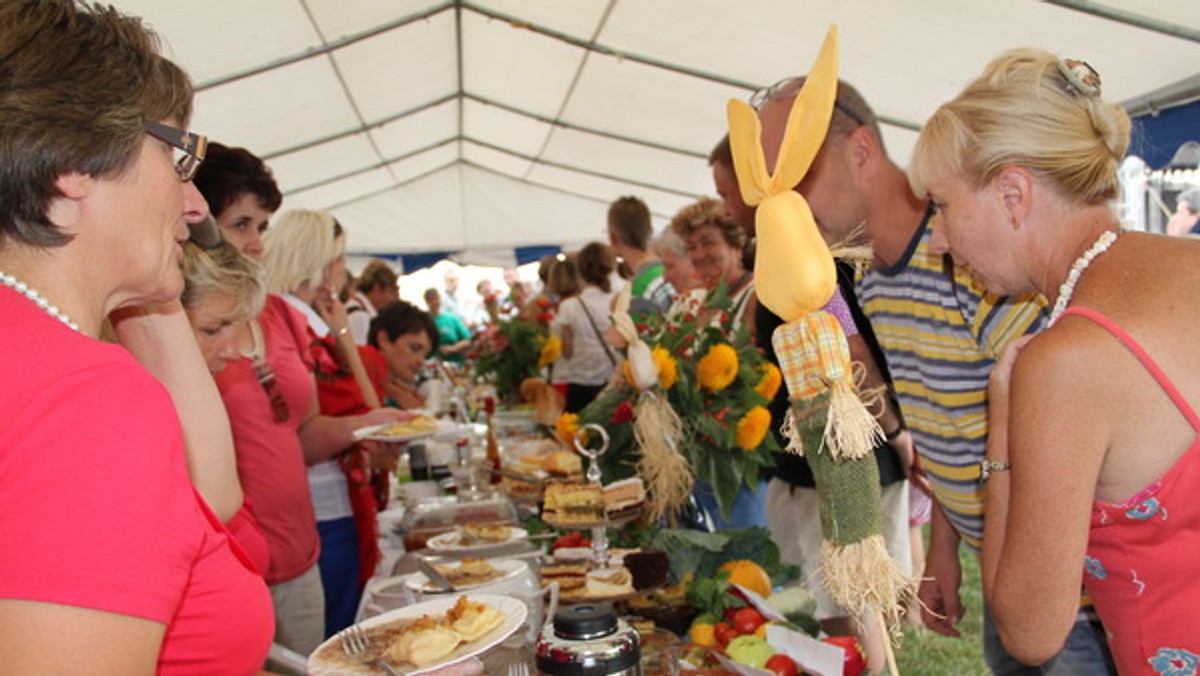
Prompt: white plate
<box><xmin>307</xmin><ymin>594</ymin><xmax>526</xmax><ymax>675</ymax></box>
<box><xmin>403</xmin><ymin>558</ymin><xmax>529</xmax><ymax>594</ymax></box>
<box><xmin>353</xmin><ymin>420</ymin><xmax>441</xmax><ymax>443</ymax></box>
<box><xmin>425</xmin><ymin>526</ymin><xmax>528</xmax><ymax>552</ymax></box>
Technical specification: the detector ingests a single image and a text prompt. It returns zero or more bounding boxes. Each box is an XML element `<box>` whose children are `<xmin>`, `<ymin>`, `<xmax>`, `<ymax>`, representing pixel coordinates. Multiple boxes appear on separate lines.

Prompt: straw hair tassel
<box><xmin>817</xmin><ymin>535</ymin><xmax>916</xmax><ymax>629</ymax></box>
<box><xmin>633</xmin><ymin>392</ymin><xmax>692</xmax><ymax>522</ymax></box>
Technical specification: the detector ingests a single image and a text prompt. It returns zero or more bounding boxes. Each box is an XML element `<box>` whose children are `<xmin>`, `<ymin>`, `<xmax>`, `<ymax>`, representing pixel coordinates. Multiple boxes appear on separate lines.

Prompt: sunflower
<box><xmin>697</xmin><ymin>343</ymin><xmax>739</xmax><ymax>392</ymax></box>
<box><xmin>652</xmin><ymin>346</ymin><xmax>679</xmax><ymax>390</ymax></box>
<box><xmin>755</xmin><ymin>362</ymin><xmax>782</xmax><ymax>401</ymax></box>
<box><xmin>555</xmin><ymin>412</ymin><xmax>580</xmax><ymax>445</ymax></box>
<box><xmin>735</xmin><ymin>406</ymin><xmax>771</xmax><ymax>451</ymax></box>
<box><xmin>538</xmin><ymin>334</ymin><xmax>562</xmax><ymax>367</ymax></box>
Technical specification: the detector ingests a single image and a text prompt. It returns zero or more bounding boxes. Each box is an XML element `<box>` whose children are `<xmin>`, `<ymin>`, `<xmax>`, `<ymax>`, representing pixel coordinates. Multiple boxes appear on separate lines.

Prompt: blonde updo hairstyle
<box><xmin>181</xmin><ymin>240</ymin><xmax>267</xmax><ymax>322</ymax></box>
<box><xmin>910</xmin><ymin>47</ymin><xmax>1131</xmax><ymax>207</ymax></box>
<box><xmin>261</xmin><ymin>209</ymin><xmax>347</xmax><ymax>295</ymax></box>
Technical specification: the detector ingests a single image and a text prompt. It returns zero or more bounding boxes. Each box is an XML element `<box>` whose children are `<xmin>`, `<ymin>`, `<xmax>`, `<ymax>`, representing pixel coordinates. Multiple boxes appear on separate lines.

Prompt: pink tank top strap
<box><xmin>1062</xmin><ymin>306</ymin><xmax>1200</xmax><ymax>431</ymax></box>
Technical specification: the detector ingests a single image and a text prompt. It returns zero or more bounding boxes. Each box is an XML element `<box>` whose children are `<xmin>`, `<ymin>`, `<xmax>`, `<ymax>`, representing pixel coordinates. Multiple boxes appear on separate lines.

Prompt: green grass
<box><xmin>894</xmin><ymin>539</ymin><xmax>988</xmax><ymax>675</ymax></box>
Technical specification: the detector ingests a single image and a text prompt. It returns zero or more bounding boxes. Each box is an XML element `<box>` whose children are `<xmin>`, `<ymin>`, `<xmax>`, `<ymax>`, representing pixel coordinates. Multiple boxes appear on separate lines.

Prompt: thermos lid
<box><xmin>536</xmin><ymin>603</ymin><xmax>641</xmax><ymax>676</ymax></box>
<box><xmin>553</xmin><ymin>603</ymin><xmax>618</xmax><ymax>640</ymax></box>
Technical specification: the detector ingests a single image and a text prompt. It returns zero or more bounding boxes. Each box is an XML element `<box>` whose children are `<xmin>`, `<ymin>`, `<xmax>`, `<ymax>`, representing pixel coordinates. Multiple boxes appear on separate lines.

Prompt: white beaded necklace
<box><xmin>0</xmin><ymin>269</ymin><xmax>81</xmax><ymax>332</ymax></box>
<box><xmin>1047</xmin><ymin>229</ymin><xmax>1119</xmax><ymax>326</ymax></box>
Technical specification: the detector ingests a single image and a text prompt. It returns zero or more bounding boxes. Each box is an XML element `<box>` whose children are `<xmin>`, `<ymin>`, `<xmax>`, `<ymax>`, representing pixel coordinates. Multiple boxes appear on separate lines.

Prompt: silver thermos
<box><xmin>535</xmin><ymin>602</ymin><xmax>642</xmax><ymax>676</ymax></box>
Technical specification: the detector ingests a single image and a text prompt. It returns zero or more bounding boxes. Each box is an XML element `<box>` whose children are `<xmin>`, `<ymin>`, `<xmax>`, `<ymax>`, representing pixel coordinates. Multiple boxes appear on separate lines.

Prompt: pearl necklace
<box><xmin>1047</xmin><ymin>230</ymin><xmax>1119</xmax><ymax>326</ymax></box>
<box><xmin>0</xmin><ymin>269</ymin><xmax>81</xmax><ymax>332</ymax></box>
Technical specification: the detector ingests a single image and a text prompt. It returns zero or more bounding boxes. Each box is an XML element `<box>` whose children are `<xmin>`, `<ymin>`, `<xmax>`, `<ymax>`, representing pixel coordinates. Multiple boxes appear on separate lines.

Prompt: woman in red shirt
<box><xmin>0</xmin><ymin>3</ymin><xmax>273</xmax><ymax>673</ymax></box>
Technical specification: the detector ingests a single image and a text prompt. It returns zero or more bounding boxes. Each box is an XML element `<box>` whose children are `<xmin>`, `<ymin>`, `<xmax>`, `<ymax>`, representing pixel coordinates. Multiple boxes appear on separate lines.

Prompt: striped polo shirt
<box><xmin>856</xmin><ymin>211</ymin><xmax>1047</xmax><ymax>552</ymax></box>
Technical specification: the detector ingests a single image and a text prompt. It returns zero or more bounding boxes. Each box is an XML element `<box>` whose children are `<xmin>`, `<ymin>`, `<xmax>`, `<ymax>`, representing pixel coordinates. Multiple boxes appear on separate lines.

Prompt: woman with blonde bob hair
<box><xmin>262</xmin><ymin>209</ymin><xmax>347</xmax><ymax>298</ymax></box>
<box><xmin>262</xmin><ymin>208</ymin><xmax>406</xmax><ymax>637</ymax></box>
<box><xmin>911</xmin><ymin>47</ymin><xmax>1198</xmax><ymax>671</ymax></box>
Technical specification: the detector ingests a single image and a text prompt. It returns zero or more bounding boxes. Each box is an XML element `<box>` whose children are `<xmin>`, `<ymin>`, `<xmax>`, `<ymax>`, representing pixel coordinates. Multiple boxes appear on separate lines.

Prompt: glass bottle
<box><xmin>484</xmin><ymin>396</ymin><xmax>502</xmax><ymax>484</ymax></box>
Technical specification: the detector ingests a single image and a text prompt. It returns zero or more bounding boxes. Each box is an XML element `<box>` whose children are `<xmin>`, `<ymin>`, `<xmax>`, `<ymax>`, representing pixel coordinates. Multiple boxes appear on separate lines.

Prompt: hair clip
<box><xmin>1058</xmin><ymin>58</ymin><xmax>1102</xmax><ymax>97</ymax></box>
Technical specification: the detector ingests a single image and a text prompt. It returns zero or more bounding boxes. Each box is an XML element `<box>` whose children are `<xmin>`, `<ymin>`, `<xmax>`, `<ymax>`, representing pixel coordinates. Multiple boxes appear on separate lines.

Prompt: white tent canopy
<box><xmin>115</xmin><ymin>0</ymin><xmax>1200</xmax><ymax>267</ymax></box>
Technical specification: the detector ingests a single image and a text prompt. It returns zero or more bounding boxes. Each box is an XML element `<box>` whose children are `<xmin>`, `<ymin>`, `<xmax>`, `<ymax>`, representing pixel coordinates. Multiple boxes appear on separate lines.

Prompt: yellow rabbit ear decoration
<box><xmin>727</xmin><ymin>25</ymin><xmax>914</xmax><ymax>644</ymax></box>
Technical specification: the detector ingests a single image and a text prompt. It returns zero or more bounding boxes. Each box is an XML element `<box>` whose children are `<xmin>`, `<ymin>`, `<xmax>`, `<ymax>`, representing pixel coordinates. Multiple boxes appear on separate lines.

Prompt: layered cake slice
<box><xmin>542</xmin><ymin>481</ymin><xmax>604</xmax><ymax>524</ymax></box>
<box><xmin>540</xmin><ymin>560</ymin><xmax>588</xmax><ymax>596</ymax></box>
<box><xmin>602</xmin><ymin>477</ymin><xmax>646</xmax><ymax>520</ymax></box>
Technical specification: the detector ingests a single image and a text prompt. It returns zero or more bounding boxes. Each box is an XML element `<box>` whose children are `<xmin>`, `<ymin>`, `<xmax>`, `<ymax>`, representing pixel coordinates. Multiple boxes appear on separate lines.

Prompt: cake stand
<box><xmin>539</xmin><ymin>424</ymin><xmax>638</xmax><ymax>570</ymax></box>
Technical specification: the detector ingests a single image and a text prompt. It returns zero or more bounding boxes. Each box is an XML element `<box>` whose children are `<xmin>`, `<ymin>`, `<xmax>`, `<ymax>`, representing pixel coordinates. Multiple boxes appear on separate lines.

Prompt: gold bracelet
<box><xmin>335</xmin><ymin>325</ymin><xmax>351</xmax><ymax>338</ymax></box>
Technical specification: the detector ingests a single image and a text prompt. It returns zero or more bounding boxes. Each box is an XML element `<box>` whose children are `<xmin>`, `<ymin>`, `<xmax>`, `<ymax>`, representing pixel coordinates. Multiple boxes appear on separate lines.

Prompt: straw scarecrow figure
<box><xmin>725</xmin><ymin>26</ymin><xmax>914</xmax><ymax>642</ymax></box>
<box><xmin>610</xmin><ymin>286</ymin><xmax>692</xmax><ymax>522</ymax></box>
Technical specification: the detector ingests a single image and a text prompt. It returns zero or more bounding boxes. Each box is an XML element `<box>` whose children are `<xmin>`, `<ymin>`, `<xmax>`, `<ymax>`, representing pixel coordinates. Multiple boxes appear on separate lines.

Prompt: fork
<box><xmin>338</xmin><ymin>625</ymin><xmax>402</xmax><ymax>676</ymax></box>
<box><xmin>506</xmin><ymin>661</ymin><xmax>531</xmax><ymax>676</ymax></box>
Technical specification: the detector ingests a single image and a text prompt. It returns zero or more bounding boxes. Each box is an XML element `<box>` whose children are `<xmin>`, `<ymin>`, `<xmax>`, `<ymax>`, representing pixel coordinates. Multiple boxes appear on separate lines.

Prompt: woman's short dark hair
<box><xmin>0</xmin><ymin>0</ymin><xmax>193</xmax><ymax>247</ymax></box>
<box><xmin>368</xmin><ymin>300</ymin><xmax>438</xmax><ymax>351</ymax></box>
<box><xmin>577</xmin><ymin>242</ymin><xmax>616</xmax><ymax>292</ymax></box>
<box><xmin>193</xmin><ymin>142</ymin><xmax>283</xmax><ymax>219</ymax></box>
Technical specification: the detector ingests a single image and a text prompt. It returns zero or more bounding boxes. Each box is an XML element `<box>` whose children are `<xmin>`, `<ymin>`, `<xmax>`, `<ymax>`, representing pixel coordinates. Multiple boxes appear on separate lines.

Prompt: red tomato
<box><xmin>713</xmin><ymin>621</ymin><xmax>738</xmax><ymax>647</ymax></box>
<box><xmin>821</xmin><ymin>636</ymin><xmax>867</xmax><ymax>676</ymax></box>
<box><xmin>732</xmin><ymin>607</ymin><xmax>766</xmax><ymax>635</ymax></box>
<box><xmin>764</xmin><ymin>654</ymin><xmax>799</xmax><ymax>676</ymax></box>
<box><xmin>722</xmin><ymin>606</ymin><xmax>740</xmax><ymax>623</ymax></box>
<box><xmin>552</xmin><ymin>531</ymin><xmax>590</xmax><ymax>550</ymax></box>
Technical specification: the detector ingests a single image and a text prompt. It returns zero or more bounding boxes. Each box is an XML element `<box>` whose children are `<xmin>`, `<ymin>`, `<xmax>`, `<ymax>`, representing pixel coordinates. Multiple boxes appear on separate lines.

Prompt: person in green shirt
<box><xmin>424</xmin><ymin>287</ymin><xmax>471</xmax><ymax>363</ymax></box>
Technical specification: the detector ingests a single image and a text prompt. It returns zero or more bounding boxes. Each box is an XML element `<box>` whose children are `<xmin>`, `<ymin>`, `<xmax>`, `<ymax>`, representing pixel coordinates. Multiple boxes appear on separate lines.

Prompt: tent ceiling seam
<box><xmin>261</xmin><ymin>90</ymin><xmax>705</xmax><ymax>165</ymax></box>
<box><xmin>260</xmin><ymin>94</ymin><xmax>457</xmax><ymax>161</ymax></box>
<box><xmin>523</xmin><ymin>0</ymin><xmax>620</xmax><ymax>181</ymax></box>
<box><xmin>284</xmin><ymin>137</ymin><xmax>458</xmax><ymax>195</ymax></box>
<box><xmin>300</xmin><ymin>0</ymin><xmax>399</xmax><ymax>184</ymax></box>
<box><xmin>466</xmin><ymin>93</ymin><xmax>706</xmax><ymax>159</ymax></box>
<box><xmin>460</xmin><ymin>1</ymin><xmax>920</xmax><ymax>132</ymax></box>
<box><xmin>1043</xmin><ymin>0</ymin><xmax>1200</xmax><ymax>44</ymax></box>
<box><xmin>454</xmin><ymin>1</ymin><xmax>466</xmax><ymax>164</ymax></box>
<box><xmin>284</xmin><ymin>133</ymin><xmax>698</xmax><ymax>201</ymax></box>
<box><xmin>464</xmin><ymin>137</ymin><xmax>697</xmax><ymax>198</ymax></box>
<box><xmin>193</xmin><ymin>1</ymin><xmax>454</xmax><ymax>92</ymax></box>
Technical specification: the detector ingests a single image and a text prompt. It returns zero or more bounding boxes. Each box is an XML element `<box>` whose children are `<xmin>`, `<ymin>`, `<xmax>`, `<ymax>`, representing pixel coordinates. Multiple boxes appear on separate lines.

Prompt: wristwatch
<box><xmin>979</xmin><ymin>459</ymin><xmax>1011</xmax><ymax>484</ymax></box>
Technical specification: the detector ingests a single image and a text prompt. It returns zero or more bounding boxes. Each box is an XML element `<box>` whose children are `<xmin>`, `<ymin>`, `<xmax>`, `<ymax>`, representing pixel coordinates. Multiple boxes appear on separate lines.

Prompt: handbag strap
<box><xmin>577</xmin><ymin>296</ymin><xmax>617</xmax><ymax>366</ymax></box>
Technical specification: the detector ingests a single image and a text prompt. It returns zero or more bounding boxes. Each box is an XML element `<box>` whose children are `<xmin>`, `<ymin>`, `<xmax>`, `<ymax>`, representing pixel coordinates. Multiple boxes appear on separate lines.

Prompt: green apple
<box><xmin>726</xmin><ymin>635</ymin><xmax>776</xmax><ymax>669</ymax></box>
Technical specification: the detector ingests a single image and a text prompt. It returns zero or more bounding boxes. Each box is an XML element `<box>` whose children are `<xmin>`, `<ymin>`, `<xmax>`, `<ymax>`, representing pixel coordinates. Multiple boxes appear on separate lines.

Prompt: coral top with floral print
<box><xmin>1068</xmin><ymin>307</ymin><xmax>1200</xmax><ymax>675</ymax></box>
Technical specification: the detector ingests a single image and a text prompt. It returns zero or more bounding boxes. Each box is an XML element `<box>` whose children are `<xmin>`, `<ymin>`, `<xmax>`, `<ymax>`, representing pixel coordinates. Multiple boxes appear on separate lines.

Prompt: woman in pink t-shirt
<box><xmin>0</xmin><ymin>3</ymin><xmax>273</xmax><ymax>673</ymax></box>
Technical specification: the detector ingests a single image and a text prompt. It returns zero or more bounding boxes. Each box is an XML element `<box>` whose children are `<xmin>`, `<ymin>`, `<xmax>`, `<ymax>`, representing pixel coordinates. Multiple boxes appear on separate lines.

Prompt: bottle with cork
<box><xmin>484</xmin><ymin>395</ymin><xmax>502</xmax><ymax>484</ymax></box>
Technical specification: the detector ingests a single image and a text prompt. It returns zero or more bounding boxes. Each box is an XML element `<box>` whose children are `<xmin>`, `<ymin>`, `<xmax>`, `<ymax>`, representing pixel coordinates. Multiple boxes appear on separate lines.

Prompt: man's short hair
<box><xmin>708</xmin><ymin>134</ymin><xmax>732</xmax><ymax>169</ymax></box>
<box><xmin>0</xmin><ymin>0</ymin><xmax>193</xmax><ymax>247</ymax></box>
<box><xmin>607</xmin><ymin>195</ymin><xmax>653</xmax><ymax>251</ymax></box>
<box><xmin>356</xmin><ymin>259</ymin><xmax>398</xmax><ymax>294</ymax></box>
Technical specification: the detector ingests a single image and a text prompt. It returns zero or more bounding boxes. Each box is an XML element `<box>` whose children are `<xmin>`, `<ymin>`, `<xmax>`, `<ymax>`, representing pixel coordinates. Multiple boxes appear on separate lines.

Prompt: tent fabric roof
<box><xmin>117</xmin><ymin>0</ymin><xmax>1200</xmax><ymax>264</ymax></box>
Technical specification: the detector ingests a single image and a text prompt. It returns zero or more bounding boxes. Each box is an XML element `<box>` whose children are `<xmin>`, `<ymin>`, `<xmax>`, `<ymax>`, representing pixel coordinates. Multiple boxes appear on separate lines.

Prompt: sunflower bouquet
<box><xmin>563</xmin><ymin>282</ymin><xmax>780</xmax><ymax>520</ymax></box>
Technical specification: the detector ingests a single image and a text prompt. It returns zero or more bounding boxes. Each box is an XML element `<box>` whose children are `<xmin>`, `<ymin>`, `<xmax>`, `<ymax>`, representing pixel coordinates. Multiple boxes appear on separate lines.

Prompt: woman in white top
<box><xmin>552</xmin><ymin>243</ymin><xmax>619</xmax><ymax>412</ymax></box>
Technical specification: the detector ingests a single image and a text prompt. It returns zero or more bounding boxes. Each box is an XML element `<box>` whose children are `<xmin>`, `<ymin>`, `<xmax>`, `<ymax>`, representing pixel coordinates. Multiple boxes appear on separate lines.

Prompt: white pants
<box><xmin>269</xmin><ymin>562</ymin><xmax>326</xmax><ymax>656</ymax></box>
<box><xmin>765</xmin><ymin>478</ymin><xmax>911</xmax><ymax>620</ymax></box>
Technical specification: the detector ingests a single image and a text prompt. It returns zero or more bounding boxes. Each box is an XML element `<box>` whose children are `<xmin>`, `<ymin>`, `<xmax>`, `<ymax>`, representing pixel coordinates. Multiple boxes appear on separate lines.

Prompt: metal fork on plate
<box><xmin>338</xmin><ymin>625</ymin><xmax>402</xmax><ymax>676</ymax></box>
